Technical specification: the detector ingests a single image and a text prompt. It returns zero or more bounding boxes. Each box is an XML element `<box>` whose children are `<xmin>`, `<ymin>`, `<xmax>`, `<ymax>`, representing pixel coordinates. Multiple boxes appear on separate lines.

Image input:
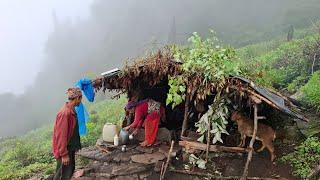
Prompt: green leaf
<box><xmin>197</xmin><ymin>135</ymin><xmax>205</xmax><ymax>143</ymax></box>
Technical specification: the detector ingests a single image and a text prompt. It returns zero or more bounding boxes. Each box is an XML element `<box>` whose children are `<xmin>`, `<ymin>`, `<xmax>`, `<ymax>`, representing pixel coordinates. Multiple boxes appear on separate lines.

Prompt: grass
<box><xmin>0</xmin><ymin>97</ymin><xmax>126</xmax><ymax>180</ymax></box>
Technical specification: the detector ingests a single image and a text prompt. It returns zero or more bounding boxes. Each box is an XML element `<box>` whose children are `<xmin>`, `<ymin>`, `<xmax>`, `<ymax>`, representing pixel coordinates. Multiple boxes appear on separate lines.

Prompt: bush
<box><xmin>280</xmin><ymin>137</ymin><xmax>320</xmax><ymax>178</ymax></box>
<box><xmin>241</xmin><ymin>34</ymin><xmax>320</xmax><ymax>90</ymax></box>
<box><xmin>287</xmin><ymin>75</ymin><xmax>310</xmax><ymax>93</ymax></box>
<box><xmin>301</xmin><ymin>71</ymin><xmax>320</xmax><ymax>111</ymax></box>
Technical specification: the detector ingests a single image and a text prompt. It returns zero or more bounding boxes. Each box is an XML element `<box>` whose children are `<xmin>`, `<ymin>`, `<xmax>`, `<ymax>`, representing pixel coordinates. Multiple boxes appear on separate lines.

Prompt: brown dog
<box><xmin>231</xmin><ymin>111</ymin><xmax>276</xmax><ymax>161</ymax></box>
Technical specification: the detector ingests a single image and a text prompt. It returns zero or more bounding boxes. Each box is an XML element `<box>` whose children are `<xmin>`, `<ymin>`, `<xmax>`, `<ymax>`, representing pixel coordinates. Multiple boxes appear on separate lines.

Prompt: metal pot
<box><xmin>119</xmin><ymin>129</ymin><xmax>129</xmax><ymax>145</ymax></box>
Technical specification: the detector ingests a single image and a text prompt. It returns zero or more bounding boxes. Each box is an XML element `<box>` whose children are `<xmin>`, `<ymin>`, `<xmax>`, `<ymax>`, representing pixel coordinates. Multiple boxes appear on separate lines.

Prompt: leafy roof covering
<box><xmin>93</xmin><ymin>50</ymin><xmax>307</xmax><ymax>122</ymax></box>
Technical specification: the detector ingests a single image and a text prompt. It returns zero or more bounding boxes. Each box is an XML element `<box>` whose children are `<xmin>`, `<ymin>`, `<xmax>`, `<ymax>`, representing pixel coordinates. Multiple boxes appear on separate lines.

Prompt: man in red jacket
<box><xmin>52</xmin><ymin>88</ymin><xmax>82</xmax><ymax>180</ymax></box>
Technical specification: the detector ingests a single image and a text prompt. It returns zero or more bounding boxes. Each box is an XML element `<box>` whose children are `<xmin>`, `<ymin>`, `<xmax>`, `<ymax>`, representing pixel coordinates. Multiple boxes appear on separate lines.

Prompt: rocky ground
<box><xmin>70</xmin><ymin>127</ymin><xmax>301</xmax><ymax>180</ymax></box>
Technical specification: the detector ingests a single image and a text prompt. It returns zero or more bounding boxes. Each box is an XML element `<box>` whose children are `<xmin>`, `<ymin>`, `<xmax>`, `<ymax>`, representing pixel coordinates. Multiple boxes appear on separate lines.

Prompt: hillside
<box><xmin>2</xmin><ymin>0</ymin><xmax>320</xmax><ymax>139</ymax></box>
<box><xmin>0</xmin><ymin>98</ymin><xmax>126</xmax><ymax>180</ymax></box>
<box><xmin>0</xmin><ymin>28</ymin><xmax>319</xmax><ymax>179</ymax></box>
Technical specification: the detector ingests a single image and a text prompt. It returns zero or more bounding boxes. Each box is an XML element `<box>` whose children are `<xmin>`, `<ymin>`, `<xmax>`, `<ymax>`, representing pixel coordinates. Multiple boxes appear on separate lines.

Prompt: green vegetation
<box><xmin>0</xmin><ymin>126</ymin><xmax>55</xmax><ymax>180</ymax></box>
<box><xmin>168</xmin><ymin>31</ymin><xmax>239</xmax><ymax>144</ymax></box>
<box><xmin>1</xmin><ymin>25</ymin><xmax>320</xmax><ymax>179</ymax></box>
<box><xmin>238</xmin><ymin>29</ymin><xmax>320</xmax><ymax>110</ymax></box>
<box><xmin>240</xmin><ymin>33</ymin><xmax>320</xmax><ymax>90</ymax></box>
<box><xmin>0</xmin><ymin>98</ymin><xmax>125</xmax><ymax>180</ymax></box>
<box><xmin>238</xmin><ymin>29</ymin><xmax>320</xmax><ymax>179</ymax></box>
<box><xmin>301</xmin><ymin>71</ymin><xmax>320</xmax><ymax>111</ymax></box>
<box><xmin>280</xmin><ymin>137</ymin><xmax>320</xmax><ymax>178</ymax></box>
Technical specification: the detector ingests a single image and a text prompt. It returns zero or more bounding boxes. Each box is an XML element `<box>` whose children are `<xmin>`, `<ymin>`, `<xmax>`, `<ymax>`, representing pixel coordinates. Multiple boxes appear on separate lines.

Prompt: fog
<box><xmin>1</xmin><ymin>0</ymin><xmax>319</xmax><ymax>137</ymax></box>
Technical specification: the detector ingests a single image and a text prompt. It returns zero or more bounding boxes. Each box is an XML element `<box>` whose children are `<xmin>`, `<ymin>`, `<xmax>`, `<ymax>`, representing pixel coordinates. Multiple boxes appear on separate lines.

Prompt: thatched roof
<box><xmin>93</xmin><ymin>50</ymin><xmax>308</xmax><ymax>122</ymax></box>
<box><xmin>94</xmin><ymin>51</ymin><xmax>180</xmax><ymax>91</ymax></box>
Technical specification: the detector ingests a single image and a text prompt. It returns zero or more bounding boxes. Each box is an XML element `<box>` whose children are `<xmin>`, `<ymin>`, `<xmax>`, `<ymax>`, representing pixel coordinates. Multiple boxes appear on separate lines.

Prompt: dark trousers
<box><xmin>53</xmin><ymin>151</ymin><xmax>75</xmax><ymax>180</ymax></box>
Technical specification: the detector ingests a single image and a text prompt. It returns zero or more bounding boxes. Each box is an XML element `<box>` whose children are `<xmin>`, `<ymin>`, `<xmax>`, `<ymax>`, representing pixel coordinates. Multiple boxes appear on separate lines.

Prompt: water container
<box><xmin>102</xmin><ymin>123</ymin><xmax>117</xmax><ymax>142</ymax></box>
<box><xmin>114</xmin><ymin>134</ymin><xmax>119</xmax><ymax>146</ymax></box>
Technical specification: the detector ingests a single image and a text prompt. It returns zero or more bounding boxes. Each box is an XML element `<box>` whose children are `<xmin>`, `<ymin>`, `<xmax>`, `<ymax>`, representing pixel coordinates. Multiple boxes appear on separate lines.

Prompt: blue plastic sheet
<box><xmin>75</xmin><ymin>78</ymin><xmax>95</xmax><ymax>136</ymax></box>
<box><xmin>76</xmin><ymin>78</ymin><xmax>95</xmax><ymax>102</ymax></box>
<box><xmin>75</xmin><ymin>102</ymin><xmax>89</xmax><ymax>135</ymax></box>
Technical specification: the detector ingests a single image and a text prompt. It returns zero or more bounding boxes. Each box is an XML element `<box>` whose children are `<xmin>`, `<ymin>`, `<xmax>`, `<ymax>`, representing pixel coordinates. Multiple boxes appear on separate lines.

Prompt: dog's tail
<box><xmin>273</xmin><ymin>132</ymin><xmax>276</xmax><ymax>141</ymax></box>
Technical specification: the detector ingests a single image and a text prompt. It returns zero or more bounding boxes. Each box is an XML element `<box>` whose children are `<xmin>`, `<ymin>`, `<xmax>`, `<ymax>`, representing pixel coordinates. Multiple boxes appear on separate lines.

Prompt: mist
<box><xmin>1</xmin><ymin>0</ymin><xmax>320</xmax><ymax>138</ymax></box>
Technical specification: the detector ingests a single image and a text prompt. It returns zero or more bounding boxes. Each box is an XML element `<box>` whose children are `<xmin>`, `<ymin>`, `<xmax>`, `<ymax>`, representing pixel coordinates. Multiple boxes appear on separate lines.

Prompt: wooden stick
<box><xmin>179</xmin><ymin>141</ymin><xmax>249</xmax><ymax>153</ymax></box>
<box><xmin>229</xmin><ymin>85</ymin><xmax>280</xmax><ymax>111</ymax></box>
<box><xmin>241</xmin><ymin>103</ymin><xmax>259</xmax><ymax>179</ymax></box>
<box><xmin>312</xmin><ymin>53</ymin><xmax>317</xmax><ymax>74</ymax></box>
<box><xmin>206</xmin><ymin>120</ymin><xmax>210</xmax><ymax>161</ymax></box>
<box><xmin>160</xmin><ymin>141</ymin><xmax>175</xmax><ymax>180</ymax></box>
<box><xmin>159</xmin><ymin>162</ymin><xmax>165</xmax><ymax>179</ymax></box>
<box><xmin>181</xmin><ymin>93</ymin><xmax>190</xmax><ymax>137</ymax></box>
<box><xmin>170</xmin><ymin>169</ymin><xmax>277</xmax><ymax>180</ymax></box>
<box><xmin>246</xmin><ymin>89</ymin><xmax>280</xmax><ymax>111</ymax></box>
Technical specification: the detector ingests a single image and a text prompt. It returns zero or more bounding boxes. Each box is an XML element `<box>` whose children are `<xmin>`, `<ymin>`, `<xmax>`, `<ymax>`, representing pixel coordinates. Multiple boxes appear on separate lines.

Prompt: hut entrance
<box><xmin>127</xmin><ymin>77</ymin><xmax>187</xmax><ymax>132</ymax></box>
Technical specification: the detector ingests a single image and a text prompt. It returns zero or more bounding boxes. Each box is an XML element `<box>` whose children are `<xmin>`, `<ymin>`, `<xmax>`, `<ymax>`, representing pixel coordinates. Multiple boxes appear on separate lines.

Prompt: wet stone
<box><xmin>111</xmin><ymin>163</ymin><xmax>149</xmax><ymax>176</ymax></box>
<box><xmin>139</xmin><ymin>171</ymin><xmax>152</xmax><ymax>179</ymax></box>
<box><xmin>73</xmin><ymin>177</ymin><xmax>95</xmax><ymax>180</ymax></box>
<box><xmin>115</xmin><ymin>174</ymin><xmax>139</xmax><ymax>180</ymax></box>
<box><xmin>134</xmin><ymin>128</ymin><xmax>171</xmax><ymax>143</ymax></box>
<box><xmin>136</xmin><ymin>146</ymin><xmax>155</xmax><ymax>154</ymax></box>
<box><xmin>154</xmin><ymin>161</ymin><xmax>164</xmax><ymax>172</ymax></box>
<box><xmin>131</xmin><ymin>152</ymin><xmax>166</xmax><ymax>165</ymax></box>
<box><xmin>158</xmin><ymin>144</ymin><xmax>181</xmax><ymax>157</ymax></box>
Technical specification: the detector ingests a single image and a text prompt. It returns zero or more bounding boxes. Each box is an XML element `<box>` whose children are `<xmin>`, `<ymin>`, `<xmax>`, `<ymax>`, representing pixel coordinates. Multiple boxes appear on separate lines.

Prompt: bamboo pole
<box><xmin>241</xmin><ymin>103</ymin><xmax>259</xmax><ymax>179</ymax></box>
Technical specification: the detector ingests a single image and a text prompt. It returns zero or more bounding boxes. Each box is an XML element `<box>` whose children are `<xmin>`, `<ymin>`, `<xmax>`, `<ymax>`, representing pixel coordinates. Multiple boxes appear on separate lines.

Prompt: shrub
<box><xmin>287</xmin><ymin>75</ymin><xmax>310</xmax><ymax>93</ymax></box>
<box><xmin>280</xmin><ymin>137</ymin><xmax>320</xmax><ymax>178</ymax></box>
<box><xmin>242</xmin><ymin>34</ymin><xmax>320</xmax><ymax>90</ymax></box>
<box><xmin>301</xmin><ymin>71</ymin><xmax>320</xmax><ymax>111</ymax></box>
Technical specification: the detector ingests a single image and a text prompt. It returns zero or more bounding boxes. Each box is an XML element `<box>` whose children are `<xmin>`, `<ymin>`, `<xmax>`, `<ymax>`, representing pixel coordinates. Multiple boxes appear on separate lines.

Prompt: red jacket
<box><xmin>52</xmin><ymin>103</ymin><xmax>77</xmax><ymax>159</ymax></box>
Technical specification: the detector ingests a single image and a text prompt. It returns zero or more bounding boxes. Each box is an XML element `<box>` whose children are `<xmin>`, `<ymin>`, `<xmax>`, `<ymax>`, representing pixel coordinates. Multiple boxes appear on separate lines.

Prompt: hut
<box><xmin>92</xmin><ymin>50</ymin><xmax>308</xmax><ymax>178</ymax></box>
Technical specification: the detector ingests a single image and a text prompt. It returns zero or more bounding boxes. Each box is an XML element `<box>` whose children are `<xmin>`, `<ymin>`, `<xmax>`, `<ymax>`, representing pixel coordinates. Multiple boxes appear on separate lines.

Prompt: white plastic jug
<box><xmin>102</xmin><ymin>123</ymin><xmax>118</xmax><ymax>142</ymax></box>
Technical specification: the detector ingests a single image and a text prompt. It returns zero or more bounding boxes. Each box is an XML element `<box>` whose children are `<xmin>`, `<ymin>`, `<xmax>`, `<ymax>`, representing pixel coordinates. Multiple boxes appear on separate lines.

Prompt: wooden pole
<box><xmin>179</xmin><ymin>141</ymin><xmax>249</xmax><ymax>153</ymax></box>
<box><xmin>160</xmin><ymin>141</ymin><xmax>175</xmax><ymax>180</ymax></box>
<box><xmin>181</xmin><ymin>93</ymin><xmax>190</xmax><ymax>137</ymax></box>
<box><xmin>206</xmin><ymin>120</ymin><xmax>210</xmax><ymax>161</ymax></box>
<box><xmin>241</xmin><ymin>103</ymin><xmax>259</xmax><ymax>179</ymax></box>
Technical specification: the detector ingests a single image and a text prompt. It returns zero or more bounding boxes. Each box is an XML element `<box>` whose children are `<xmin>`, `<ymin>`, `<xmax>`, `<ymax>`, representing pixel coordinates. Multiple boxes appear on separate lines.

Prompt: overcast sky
<box><xmin>0</xmin><ymin>0</ymin><xmax>94</xmax><ymax>94</ymax></box>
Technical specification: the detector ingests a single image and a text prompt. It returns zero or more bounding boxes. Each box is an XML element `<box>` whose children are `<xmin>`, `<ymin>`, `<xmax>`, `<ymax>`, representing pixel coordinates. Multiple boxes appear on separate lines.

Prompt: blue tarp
<box><xmin>76</xmin><ymin>78</ymin><xmax>95</xmax><ymax>102</ymax></box>
<box><xmin>75</xmin><ymin>78</ymin><xmax>95</xmax><ymax>136</ymax></box>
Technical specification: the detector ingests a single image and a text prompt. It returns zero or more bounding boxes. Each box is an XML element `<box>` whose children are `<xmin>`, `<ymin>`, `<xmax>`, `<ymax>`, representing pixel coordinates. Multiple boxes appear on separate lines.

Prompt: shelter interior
<box><xmin>120</xmin><ymin>74</ymin><xmax>300</xmax><ymax>147</ymax></box>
